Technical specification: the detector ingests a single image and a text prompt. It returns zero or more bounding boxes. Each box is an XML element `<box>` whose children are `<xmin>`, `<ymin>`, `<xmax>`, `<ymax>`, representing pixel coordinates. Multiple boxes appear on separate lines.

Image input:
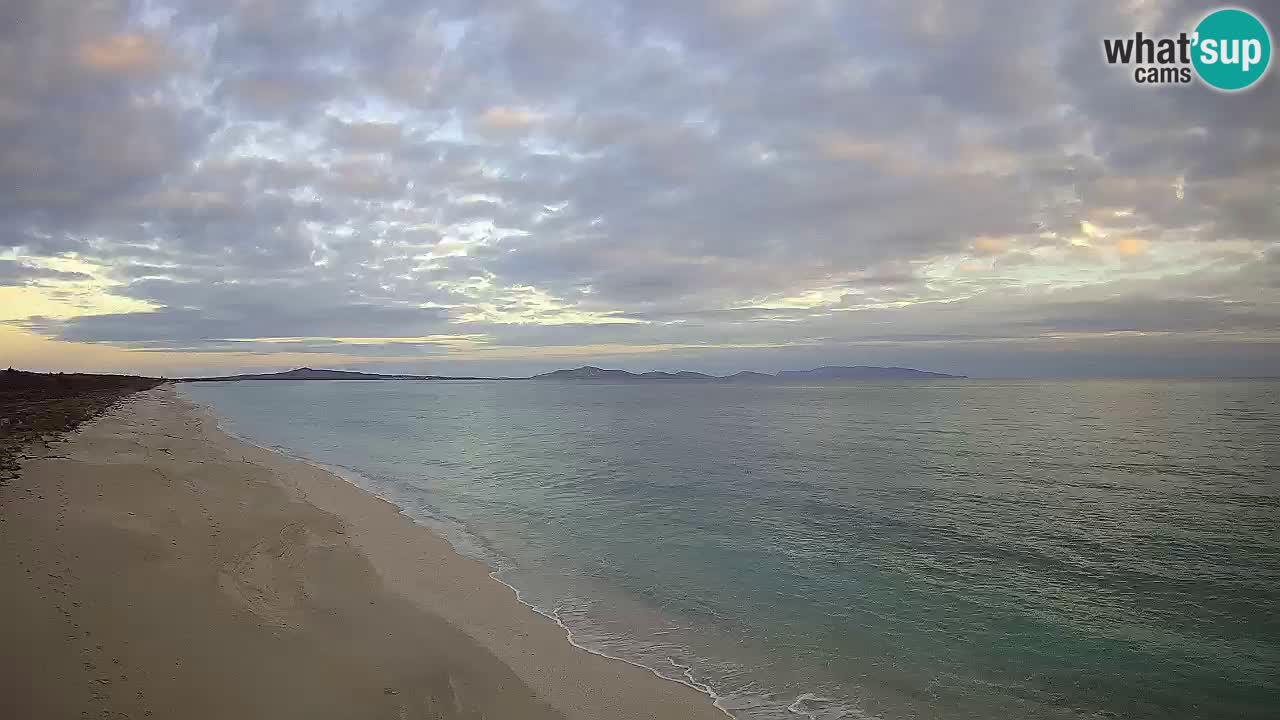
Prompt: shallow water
<box><xmin>182</xmin><ymin>379</ymin><xmax>1280</xmax><ymax>719</ymax></box>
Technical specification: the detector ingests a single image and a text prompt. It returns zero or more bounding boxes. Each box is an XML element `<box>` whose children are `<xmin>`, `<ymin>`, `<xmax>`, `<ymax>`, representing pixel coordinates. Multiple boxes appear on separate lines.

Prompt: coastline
<box><xmin>0</xmin><ymin>385</ymin><xmax>727</xmax><ymax>719</ymax></box>
<box><xmin>190</xmin><ymin>397</ymin><xmax>739</xmax><ymax>716</ymax></box>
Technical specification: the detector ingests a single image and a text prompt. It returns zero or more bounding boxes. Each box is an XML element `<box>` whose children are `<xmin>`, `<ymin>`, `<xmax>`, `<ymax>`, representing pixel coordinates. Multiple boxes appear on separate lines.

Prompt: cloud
<box><xmin>76</xmin><ymin>33</ymin><xmax>168</xmax><ymax>74</ymax></box>
<box><xmin>0</xmin><ymin>0</ymin><xmax>1277</xmax><ymax>376</ymax></box>
<box><xmin>477</xmin><ymin>106</ymin><xmax>546</xmax><ymax>132</ymax></box>
<box><xmin>0</xmin><ymin>260</ymin><xmax>90</xmax><ymax>286</ymax></box>
<box><xmin>330</xmin><ymin>119</ymin><xmax>405</xmax><ymax>150</ymax></box>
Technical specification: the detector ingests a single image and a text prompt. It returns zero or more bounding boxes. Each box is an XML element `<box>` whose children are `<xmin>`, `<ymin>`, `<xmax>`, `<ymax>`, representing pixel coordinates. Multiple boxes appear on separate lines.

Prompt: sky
<box><xmin>1</xmin><ymin>0</ymin><xmax>1278</xmax><ymax>378</ymax></box>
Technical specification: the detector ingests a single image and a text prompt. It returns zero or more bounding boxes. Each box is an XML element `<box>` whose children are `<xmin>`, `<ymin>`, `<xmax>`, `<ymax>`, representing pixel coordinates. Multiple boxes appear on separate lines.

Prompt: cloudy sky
<box><xmin>2</xmin><ymin>0</ymin><xmax>1278</xmax><ymax>378</ymax></box>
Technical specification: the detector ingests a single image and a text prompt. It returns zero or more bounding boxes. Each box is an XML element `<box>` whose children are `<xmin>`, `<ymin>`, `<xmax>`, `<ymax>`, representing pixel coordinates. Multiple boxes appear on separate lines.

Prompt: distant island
<box><xmin>181</xmin><ymin>365</ymin><xmax>964</xmax><ymax>382</ymax></box>
<box><xmin>533</xmin><ymin>366</ymin><xmax>965</xmax><ymax>381</ymax></box>
<box><xmin>181</xmin><ymin>367</ymin><xmax>496</xmax><ymax>382</ymax></box>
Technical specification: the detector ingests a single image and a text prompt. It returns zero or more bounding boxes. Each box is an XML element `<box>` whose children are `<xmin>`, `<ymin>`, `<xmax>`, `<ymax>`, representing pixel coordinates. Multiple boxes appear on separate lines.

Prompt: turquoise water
<box><xmin>181</xmin><ymin>380</ymin><xmax>1280</xmax><ymax>719</ymax></box>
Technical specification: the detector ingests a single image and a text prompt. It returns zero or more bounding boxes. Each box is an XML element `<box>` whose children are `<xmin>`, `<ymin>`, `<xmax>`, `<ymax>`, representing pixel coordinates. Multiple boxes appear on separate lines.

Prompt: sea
<box><xmin>180</xmin><ymin>379</ymin><xmax>1280</xmax><ymax>719</ymax></box>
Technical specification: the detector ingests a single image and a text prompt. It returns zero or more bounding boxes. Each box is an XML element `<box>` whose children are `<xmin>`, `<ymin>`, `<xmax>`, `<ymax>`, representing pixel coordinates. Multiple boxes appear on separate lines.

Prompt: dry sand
<box><xmin>0</xmin><ymin>386</ymin><xmax>727</xmax><ymax>719</ymax></box>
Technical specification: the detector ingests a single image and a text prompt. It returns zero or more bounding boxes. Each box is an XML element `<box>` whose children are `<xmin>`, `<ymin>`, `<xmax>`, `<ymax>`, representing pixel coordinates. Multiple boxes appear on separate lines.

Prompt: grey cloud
<box><xmin>0</xmin><ymin>259</ymin><xmax>90</xmax><ymax>286</ymax></box>
<box><xmin>216</xmin><ymin>67</ymin><xmax>350</xmax><ymax>119</ymax></box>
<box><xmin>3</xmin><ymin>0</ymin><xmax>1278</xmax><ymax>375</ymax></box>
<box><xmin>25</xmin><ymin>296</ymin><xmax>448</xmax><ymax>347</ymax></box>
<box><xmin>1026</xmin><ymin>297</ymin><xmax>1277</xmax><ymax>334</ymax></box>
<box><xmin>329</xmin><ymin>120</ymin><xmax>405</xmax><ymax>150</ymax></box>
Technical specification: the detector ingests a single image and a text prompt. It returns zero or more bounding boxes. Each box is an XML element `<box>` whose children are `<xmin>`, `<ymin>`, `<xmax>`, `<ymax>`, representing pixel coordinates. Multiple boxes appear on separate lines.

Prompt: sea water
<box><xmin>181</xmin><ymin>379</ymin><xmax>1280</xmax><ymax>719</ymax></box>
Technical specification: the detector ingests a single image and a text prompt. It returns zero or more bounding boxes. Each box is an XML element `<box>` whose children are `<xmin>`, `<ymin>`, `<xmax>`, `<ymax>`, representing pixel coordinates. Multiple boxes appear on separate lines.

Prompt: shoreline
<box><xmin>180</xmin><ymin>388</ymin><xmax>739</xmax><ymax>718</ymax></box>
<box><xmin>1</xmin><ymin>385</ymin><xmax>728</xmax><ymax>719</ymax></box>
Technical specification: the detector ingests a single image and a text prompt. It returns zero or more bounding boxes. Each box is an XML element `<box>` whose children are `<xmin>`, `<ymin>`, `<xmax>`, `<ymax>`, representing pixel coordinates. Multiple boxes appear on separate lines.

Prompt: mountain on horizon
<box><xmin>181</xmin><ymin>364</ymin><xmax>965</xmax><ymax>383</ymax></box>
<box><xmin>180</xmin><ymin>367</ymin><xmax>493</xmax><ymax>382</ymax></box>
<box><xmin>532</xmin><ymin>365</ymin><xmax>965</xmax><ymax>381</ymax></box>
<box><xmin>775</xmin><ymin>366</ymin><xmax>961</xmax><ymax>380</ymax></box>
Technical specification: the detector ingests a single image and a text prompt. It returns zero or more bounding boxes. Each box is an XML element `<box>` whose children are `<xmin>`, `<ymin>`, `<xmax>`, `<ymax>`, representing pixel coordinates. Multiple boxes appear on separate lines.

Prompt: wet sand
<box><xmin>0</xmin><ymin>385</ymin><xmax>726</xmax><ymax>719</ymax></box>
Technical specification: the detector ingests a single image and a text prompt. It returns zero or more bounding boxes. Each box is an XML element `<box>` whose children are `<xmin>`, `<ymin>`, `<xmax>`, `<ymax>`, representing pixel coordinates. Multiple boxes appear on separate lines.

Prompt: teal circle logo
<box><xmin>1192</xmin><ymin>8</ymin><xmax>1271</xmax><ymax>91</ymax></box>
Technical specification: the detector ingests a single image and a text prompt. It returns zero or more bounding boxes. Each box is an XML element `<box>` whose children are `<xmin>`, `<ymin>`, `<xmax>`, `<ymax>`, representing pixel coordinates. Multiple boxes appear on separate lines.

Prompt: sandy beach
<box><xmin>0</xmin><ymin>385</ymin><xmax>726</xmax><ymax>719</ymax></box>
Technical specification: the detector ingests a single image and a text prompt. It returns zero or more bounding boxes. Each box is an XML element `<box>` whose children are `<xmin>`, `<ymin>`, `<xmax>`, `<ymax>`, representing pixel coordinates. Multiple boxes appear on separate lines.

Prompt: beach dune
<box><xmin>0</xmin><ymin>386</ymin><xmax>725</xmax><ymax>719</ymax></box>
